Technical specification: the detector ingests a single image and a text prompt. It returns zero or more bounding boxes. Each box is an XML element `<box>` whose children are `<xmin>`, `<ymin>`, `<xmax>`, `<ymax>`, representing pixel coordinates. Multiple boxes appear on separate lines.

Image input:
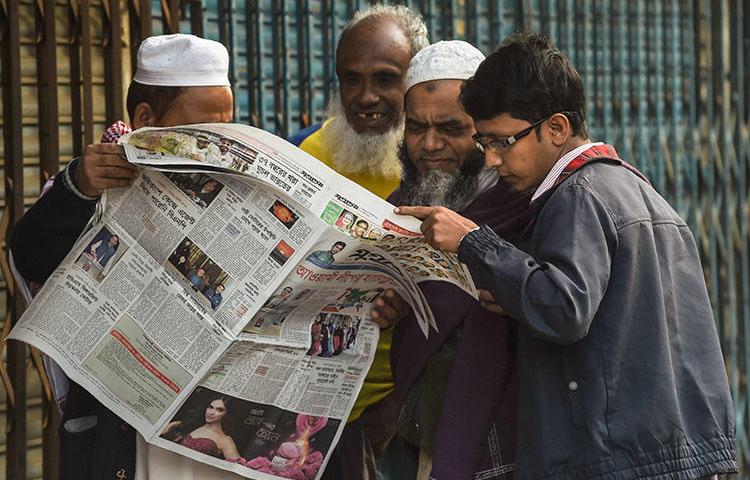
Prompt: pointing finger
<box><xmin>394</xmin><ymin>206</ymin><xmax>439</xmax><ymax>220</ymax></box>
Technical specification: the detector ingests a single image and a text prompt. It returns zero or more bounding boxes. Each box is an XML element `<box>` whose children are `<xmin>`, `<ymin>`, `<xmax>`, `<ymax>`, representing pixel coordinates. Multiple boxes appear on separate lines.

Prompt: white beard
<box><xmin>323</xmin><ymin>97</ymin><xmax>403</xmax><ymax>180</ymax></box>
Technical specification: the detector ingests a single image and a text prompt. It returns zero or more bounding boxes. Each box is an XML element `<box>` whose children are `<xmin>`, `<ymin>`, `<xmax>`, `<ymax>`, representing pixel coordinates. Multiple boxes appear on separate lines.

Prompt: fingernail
<box><xmin>394</xmin><ymin>207</ymin><xmax>400</xmax><ymax>214</ymax></box>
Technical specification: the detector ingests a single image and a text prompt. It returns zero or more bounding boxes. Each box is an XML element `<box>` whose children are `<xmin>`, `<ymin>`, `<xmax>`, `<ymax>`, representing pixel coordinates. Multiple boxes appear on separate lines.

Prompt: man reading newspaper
<box><xmin>10</xmin><ymin>119</ymin><xmax>467</xmax><ymax>480</ymax></box>
<box><xmin>11</xmin><ymin>34</ymin><xmax>235</xmax><ymax>480</ymax></box>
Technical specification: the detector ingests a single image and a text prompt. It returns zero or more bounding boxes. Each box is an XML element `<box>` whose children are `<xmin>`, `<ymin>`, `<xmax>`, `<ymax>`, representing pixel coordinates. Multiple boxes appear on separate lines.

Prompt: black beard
<box><xmin>397</xmin><ymin>143</ymin><xmax>485</xmax><ymax>211</ymax></box>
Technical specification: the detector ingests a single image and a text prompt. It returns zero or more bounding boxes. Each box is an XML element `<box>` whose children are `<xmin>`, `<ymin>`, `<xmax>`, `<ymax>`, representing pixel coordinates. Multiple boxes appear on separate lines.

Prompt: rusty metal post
<box><xmin>162</xmin><ymin>0</ymin><xmax>181</xmax><ymax>34</ymax></box>
<box><xmin>129</xmin><ymin>0</ymin><xmax>153</xmax><ymax>72</ymax></box>
<box><xmin>42</xmin><ymin>399</ymin><xmax>60</xmax><ymax>480</ymax></box>
<box><xmin>70</xmin><ymin>0</ymin><xmax>84</xmax><ymax>157</ymax></box>
<box><xmin>36</xmin><ymin>0</ymin><xmax>60</xmax><ymax>183</ymax></box>
<box><xmin>80</xmin><ymin>0</ymin><xmax>94</xmax><ymax>145</ymax></box>
<box><xmin>189</xmin><ymin>0</ymin><xmax>204</xmax><ymax>37</ymax></box>
<box><xmin>1</xmin><ymin>0</ymin><xmax>28</xmax><ymax>478</ymax></box>
<box><xmin>103</xmin><ymin>0</ymin><xmax>123</xmax><ymax>124</ymax></box>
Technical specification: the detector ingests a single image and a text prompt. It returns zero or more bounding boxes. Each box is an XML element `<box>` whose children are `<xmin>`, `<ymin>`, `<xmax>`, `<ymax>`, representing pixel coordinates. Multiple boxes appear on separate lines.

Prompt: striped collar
<box><xmin>531</xmin><ymin>142</ymin><xmax>603</xmax><ymax>202</ymax></box>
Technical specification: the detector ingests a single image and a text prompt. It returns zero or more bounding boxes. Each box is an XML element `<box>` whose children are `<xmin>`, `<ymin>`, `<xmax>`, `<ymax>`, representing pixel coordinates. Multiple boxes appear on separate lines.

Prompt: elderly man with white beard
<box><xmin>289</xmin><ymin>4</ymin><xmax>428</xmax><ymax>199</ymax></box>
<box><xmin>371</xmin><ymin>41</ymin><xmax>534</xmax><ymax>480</ymax></box>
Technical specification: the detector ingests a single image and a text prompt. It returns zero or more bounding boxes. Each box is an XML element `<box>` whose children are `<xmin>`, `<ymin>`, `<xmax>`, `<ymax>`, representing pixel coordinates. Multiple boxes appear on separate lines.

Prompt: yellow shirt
<box><xmin>299</xmin><ymin>120</ymin><xmax>399</xmax><ymax>422</ymax></box>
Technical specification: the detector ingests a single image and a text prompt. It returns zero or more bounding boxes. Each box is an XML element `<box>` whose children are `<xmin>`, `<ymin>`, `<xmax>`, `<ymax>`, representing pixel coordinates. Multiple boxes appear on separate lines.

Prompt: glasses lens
<box><xmin>488</xmin><ymin>138</ymin><xmax>510</xmax><ymax>153</ymax></box>
<box><xmin>473</xmin><ymin>137</ymin><xmax>486</xmax><ymax>153</ymax></box>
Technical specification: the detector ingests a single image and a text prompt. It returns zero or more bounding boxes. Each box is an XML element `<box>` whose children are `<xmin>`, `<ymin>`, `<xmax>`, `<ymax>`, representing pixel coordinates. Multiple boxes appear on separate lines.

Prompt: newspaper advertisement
<box><xmin>9</xmin><ymin>123</ymin><xmax>476</xmax><ymax>479</ymax></box>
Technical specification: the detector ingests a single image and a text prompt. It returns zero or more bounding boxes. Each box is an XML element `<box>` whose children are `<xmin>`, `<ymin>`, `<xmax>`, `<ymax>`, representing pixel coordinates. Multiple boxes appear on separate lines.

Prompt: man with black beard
<box><xmin>371</xmin><ymin>41</ymin><xmax>534</xmax><ymax>480</ymax></box>
<box><xmin>396</xmin><ymin>140</ymin><xmax>490</xmax><ymax>212</ymax></box>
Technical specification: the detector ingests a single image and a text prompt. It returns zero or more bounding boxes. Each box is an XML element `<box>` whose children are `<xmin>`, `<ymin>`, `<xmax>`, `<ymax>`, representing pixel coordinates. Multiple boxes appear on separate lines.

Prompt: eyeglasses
<box><xmin>472</xmin><ymin>112</ymin><xmax>576</xmax><ymax>154</ymax></box>
<box><xmin>472</xmin><ymin>116</ymin><xmax>548</xmax><ymax>154</ymax></box>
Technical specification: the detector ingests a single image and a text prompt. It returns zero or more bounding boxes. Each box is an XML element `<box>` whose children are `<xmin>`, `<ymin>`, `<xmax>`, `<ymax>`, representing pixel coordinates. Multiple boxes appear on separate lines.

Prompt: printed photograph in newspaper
<box><xmin>269</xmin><ymin>240</ymin><xmax>295</xmax><ymax>266</ymax></box>
<box><xmin>74</xmin><ymin>225</ymin><xmax>128</xmax><ymax>281</ymax></box>
<box><xmin>305</xmin><ymin>241</ymin><xmax>347</xmax><ymax>267</ymax></box>
<box><xmin>244</xmin><ymin>283</ymin><xmax>315</xmax><ymax>336</ymax></box>
<box><xmin>167</xmin><ymin>237</ymin><xmax>231</xmax><ymax>311</ymax></box>
<box><xmin>306</xmin><ymin>299</ymin><xmax>371</xmax><ymax>358</ymax></box>
<box><xmin>160</xmin><ymin>386</ymin><xmax>340</xmax><ymax>480</ymax></box>
<box><xmin>164</xmin><ymin>172</ymin><xmax>225</xmax><ymax>209</ymax></box>
<box><xmin>269</xmin><ymin>200</ymin><xmax>300</xmax><ymax>230</ymax></box>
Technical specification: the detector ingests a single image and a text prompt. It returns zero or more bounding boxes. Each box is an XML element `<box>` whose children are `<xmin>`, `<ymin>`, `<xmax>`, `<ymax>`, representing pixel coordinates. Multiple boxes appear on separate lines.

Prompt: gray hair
<box><xmin>338</xmin><ymin>4</ymin><xmax>429</xmax><ymax>57</ymax></box>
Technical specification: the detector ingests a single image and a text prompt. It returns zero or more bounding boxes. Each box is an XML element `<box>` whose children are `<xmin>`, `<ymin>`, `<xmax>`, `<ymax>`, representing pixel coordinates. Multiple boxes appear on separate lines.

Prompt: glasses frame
<box><xmin>472</xmin><ymin>111</ymin><xmax>576</xmax><ymax>154</ymax></box>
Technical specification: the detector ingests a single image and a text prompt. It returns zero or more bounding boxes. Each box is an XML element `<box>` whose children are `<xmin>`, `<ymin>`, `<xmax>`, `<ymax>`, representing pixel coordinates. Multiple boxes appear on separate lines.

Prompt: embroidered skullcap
<box><xmin>133</xmin><ymin>34</ymin><xmax>230</xmax><ymax>87</ymax></box>
<box><xmin>405</xmin><ymin>40</ymin><xmax>485</xmax><ymax>92</ymax></box>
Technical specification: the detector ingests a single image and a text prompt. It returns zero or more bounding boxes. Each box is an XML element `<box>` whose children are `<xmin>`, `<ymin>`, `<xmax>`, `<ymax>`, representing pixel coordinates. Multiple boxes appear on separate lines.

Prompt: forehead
<box><xmin>405</xmin><ymin>80</ymin><xmax>471</xmax><ymax>121</ymax></box>
<box><xmin>168</xmin><ymin>86</ymin><xmax>233</xmax><ymax>121</ymax></box>
<box><xmin>337</xmin><ymin>19</ymin><xmax>411</xmax><ymax>73</ymax></box>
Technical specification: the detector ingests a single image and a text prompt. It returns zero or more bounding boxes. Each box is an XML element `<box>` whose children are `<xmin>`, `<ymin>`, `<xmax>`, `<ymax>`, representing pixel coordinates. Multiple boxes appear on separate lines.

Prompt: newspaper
<box><xmin>9</xmin><ymin>124</ymin><xmax>477</xmax><ymax>479</ymax></box>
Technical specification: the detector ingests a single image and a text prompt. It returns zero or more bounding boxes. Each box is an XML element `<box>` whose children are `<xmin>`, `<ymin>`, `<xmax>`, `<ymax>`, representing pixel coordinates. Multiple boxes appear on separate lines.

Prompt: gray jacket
<box><xmin>458</xmin><ymin>160</ymin><xmax>736</xmax><ymax>480</ymax></box>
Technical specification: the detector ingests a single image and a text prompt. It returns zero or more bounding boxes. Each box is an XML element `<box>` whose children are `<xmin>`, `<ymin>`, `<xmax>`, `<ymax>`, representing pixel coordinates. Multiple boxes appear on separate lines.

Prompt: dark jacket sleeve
<box><xmin>458</xmin><ymin>183</ymin><xmax>617</xmax><ymax>345</ymax></box>
<box><xmin>10</xmin><ymin>161</ymin><xmax>98</xmax><ymax>283</ymax></box>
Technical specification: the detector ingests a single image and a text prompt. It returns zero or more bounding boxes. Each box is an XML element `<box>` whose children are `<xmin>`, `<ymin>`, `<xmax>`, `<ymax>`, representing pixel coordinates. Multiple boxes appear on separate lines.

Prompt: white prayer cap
<box><xmin>405</xmin><ymin>40</ymin><xmax>485</xmax><ymax>92</ymax></box>
<box><xmin>133</xmin><ymin>34</ymin><xmax>230</xmax><ymax>87</ymax></box>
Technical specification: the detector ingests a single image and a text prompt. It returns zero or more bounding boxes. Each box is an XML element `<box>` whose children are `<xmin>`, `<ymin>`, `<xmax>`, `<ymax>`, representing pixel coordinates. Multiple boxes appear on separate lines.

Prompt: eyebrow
<box><xmin>406</xmin><ymin>118</ymin><xmax>469</xmax><ymax>128</ymax></box>
<box><xmin>435</xmin><ymin>119</ymin><xmax>469</xmax><ymax>128</ymax></box>
<box><xmin>340</xmin><ymin>64</ymin><xmax>403</xmax><ymax>76</ymax></box>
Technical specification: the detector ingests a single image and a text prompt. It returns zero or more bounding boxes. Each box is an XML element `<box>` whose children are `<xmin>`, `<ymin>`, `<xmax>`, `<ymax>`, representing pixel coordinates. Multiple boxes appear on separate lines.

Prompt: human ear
<box><xmin>547</xmin><ymin>113</ymin><xmax>571</xmax><ymax>147</ymax></box>
<box><xmin>132</xmin><ymin>102</ymin><xmax>157</xmax><ymax>129</ymax></box>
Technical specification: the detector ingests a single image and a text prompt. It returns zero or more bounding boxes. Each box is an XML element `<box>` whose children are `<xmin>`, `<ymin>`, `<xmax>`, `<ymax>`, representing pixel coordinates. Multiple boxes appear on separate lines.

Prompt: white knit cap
<box><xmin>405</xmin><ymin>40</ymin><xmax>485</xmax><ymax>92</ymax></box>
<box><xmin>133</xmin><ymin>34</ymin><xmax>230</xmax><ymax>87</ymax></box>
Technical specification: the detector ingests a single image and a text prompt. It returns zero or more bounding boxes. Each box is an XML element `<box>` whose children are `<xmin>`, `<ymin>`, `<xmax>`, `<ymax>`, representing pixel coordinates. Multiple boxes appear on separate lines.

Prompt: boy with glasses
<box><xmin>398</xmin><ymin>32</ymin><xmax>736</xmax><ymax>480</ymax></box>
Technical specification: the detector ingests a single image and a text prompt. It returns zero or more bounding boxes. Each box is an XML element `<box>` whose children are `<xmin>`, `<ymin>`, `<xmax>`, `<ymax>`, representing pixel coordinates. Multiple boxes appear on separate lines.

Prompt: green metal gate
<box><xmin>1</xmin><ymin>1</ymin><xmax>748</xmax><ymax>479</ymax></box>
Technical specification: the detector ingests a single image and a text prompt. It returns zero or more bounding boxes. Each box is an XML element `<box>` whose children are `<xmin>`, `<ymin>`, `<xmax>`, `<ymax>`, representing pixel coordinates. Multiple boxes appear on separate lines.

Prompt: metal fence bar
<box><xmin>321</xmin><ymin>0</ymin><xmax>333</xmax><ymax>109</ymax></box>
<box><xmin>36</xmin><ymin>0</ymin><xmax>60</xmax><ymax>182</ymax></box>
<box><xmin>189</xmin><ymin>0</ymin><xmax>204</xmax><ymax>36</ymax></box>
<box><xmin>103</xmin><ymin>0</ymin><xmax>124</xmax><ymax>124</ymax></box>
<box><xmin>271</xmin><ymin>0</ymin><xmax>285</xmax><ymax>135</ymax></box>
<box><xmin>296</xmin><ymin>0</ymin><xmax>310</xmax><ymax>128</ymax></box>
<box><xmin>129</xmin><ymin>0</ymin><xmax>153</xmax><ymax>70</ymax></box>
<box><xmin>245</xmin><ymin>0</ymin><xmax>260</xmax><ymax>126</ymax></box>
<box><xmin>80</xmin><ymin>0</ymin><xmax>94</xmax><ymax>146</ymax></box>
<box><xmin>465</xmin><ymin>0</ymin><xmax>478</xmax><ymax>46</ymax></box>
<box><xmin>219</xmin><ymin>0</ymin><xmax>240</xmax><ymax>121</ymax></box>
<box><xmin>69</xmin><ymin>0</ymin><xmax>84</xmax><ymax>158</ymax></box>
<box><xmin>1</xmin><ymin>0</ymin><xmax>28</xmax><ymax>476</ymax></box>
<box><xmin>594</xmin><ymin>0</ymin><xmax>613</xmax><ymax>143</ymax></box>
<box><xmin>162</xmin><ymin>0</ymin><xmax>180</xmax><ymax>33</ymax></box>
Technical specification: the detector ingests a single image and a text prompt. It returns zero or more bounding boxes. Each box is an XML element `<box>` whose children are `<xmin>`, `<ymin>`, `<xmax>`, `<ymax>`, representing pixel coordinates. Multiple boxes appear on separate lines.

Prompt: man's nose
<box><xmin>484</xmin><ymin>149</ymin><xmax>504</xmax><ymax>168</ymax></box>
<box><xmin>358</xmin><ymin>80</ymin><xmax>380</xmax><ymax>106</ymax></box>
<box><xmin>423</xmin><ymin>129</ymin><xmax>444</xmax><ymax>152</ymax></box>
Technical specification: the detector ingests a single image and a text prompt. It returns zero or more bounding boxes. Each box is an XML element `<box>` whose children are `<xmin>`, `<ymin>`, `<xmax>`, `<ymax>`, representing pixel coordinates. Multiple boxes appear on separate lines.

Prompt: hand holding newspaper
<box><xmin>9</xmin><ymin>124</ymin><xmax>478</xmax><ymax>479</ymax></box>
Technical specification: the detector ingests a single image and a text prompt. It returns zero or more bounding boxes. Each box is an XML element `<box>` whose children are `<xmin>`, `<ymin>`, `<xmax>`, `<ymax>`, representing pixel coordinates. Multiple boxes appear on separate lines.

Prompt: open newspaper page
<box><xmin>124</xmin><ymin>123</ymin><xmax>477</xmax><ymax>333</ymax></box>
<box><xmin>9</xmin><ymin>123</ymin><xmax>476</xmax><ymax>479</ymax></box>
